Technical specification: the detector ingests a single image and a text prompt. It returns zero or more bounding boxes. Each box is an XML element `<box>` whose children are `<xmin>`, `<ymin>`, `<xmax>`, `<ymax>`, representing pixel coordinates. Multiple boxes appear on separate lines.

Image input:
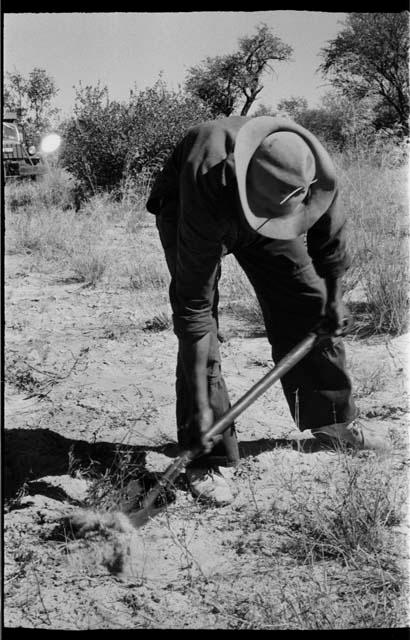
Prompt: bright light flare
<box><xmin>40</xmin><ymin>133</ymin><xmax>61</xmax><ymax>154</ymax></box>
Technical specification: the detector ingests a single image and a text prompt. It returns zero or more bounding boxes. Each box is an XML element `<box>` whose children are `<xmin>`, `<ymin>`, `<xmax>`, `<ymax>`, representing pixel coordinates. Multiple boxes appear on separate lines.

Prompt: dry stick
<box><xmin>32</xmin><ymin>567</ymin><xmax>52</xmax><ymax>626</ymax></box>
<box><xmin>162</xmin><ymin>508</ymin><xmax>209</xmax><ymax>582</ymax></box>
<box><xmin>23</xmin><ymin>348</ymin><xmax>90</xmax><ymax>399</ymax></box>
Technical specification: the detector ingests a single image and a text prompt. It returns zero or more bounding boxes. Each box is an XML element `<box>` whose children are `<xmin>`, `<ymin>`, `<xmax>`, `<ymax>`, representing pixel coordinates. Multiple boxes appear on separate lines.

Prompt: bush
<box><xmin>59</xmin><ymin>78</ymin><xmax>212</xmax><ymax>195</ymax></box>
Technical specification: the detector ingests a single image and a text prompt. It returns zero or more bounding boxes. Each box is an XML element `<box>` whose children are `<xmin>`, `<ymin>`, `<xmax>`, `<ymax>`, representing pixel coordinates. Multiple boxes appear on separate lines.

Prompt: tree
<box><xmin>319</xmin><ymin>12</ymin><xmax>409</xmax><ymax>135</ymax></box>
<box><xmin>275</xmin><ymin>95</ymin><xmax>346</xmax><ymax>149</ymax></box>
<box><xmin>4</xmin><ymin>70</ymin><xmax>27</xmax><ymax>112</ymax></box>
<box><xmin>276</xmin><ymin>96</ymin><xmax>308</xmax><ymax>120</ymax></box>
<box><xmin>26</xmin><ymin>68</ymin><xmax>59</xmax><ymax>133</ymax></box>
<box><xmin>185</xmin><ymin>23</ymin><xmax>292</xmax><ymax>117</ymax></box>
<box><xmin>4</xmin><ymin>67</ymin><xmax>59</xmax><ymax>143</ymax></box>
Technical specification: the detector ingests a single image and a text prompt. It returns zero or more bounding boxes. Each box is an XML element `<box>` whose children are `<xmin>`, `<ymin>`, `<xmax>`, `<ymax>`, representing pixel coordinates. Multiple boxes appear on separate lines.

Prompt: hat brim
<box><xmin>235</xmin><ymin>117</ymin><xmax>337</xmax><ymax>240</ymax></box>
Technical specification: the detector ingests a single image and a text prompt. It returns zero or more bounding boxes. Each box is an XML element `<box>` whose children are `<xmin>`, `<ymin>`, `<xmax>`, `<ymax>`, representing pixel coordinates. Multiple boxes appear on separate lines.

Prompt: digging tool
<box><xmin>128</xmin><ymin>328</ymin><xmax>326</xmax><ymax>527</ymax></box>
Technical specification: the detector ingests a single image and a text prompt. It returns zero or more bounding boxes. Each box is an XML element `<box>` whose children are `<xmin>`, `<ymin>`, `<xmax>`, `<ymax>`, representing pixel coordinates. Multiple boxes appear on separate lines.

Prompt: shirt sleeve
<box><xmin>306</xmin><ymin>189</ymin><xmax>351</xmax><ymax>279</ymax></box>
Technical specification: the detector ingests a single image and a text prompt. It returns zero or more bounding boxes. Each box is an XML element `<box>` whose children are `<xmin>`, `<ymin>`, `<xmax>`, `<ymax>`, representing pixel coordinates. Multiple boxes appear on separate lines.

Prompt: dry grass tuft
<box><xmin>336</xmin><ymin>155</ymin><xmax>409</xmax><ymax>336</ymax></box>
<box><xmin>5</xmin><ymin>168</ymin><xmax>80</xmax><ymax>212</ymax></box>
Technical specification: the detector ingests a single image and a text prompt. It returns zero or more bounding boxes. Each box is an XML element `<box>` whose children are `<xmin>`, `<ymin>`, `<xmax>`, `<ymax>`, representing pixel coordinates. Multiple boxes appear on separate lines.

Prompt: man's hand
<box><xmin>323</xmin><ymin>277</ymin><xmax>351</xmax><ymax>336</ymax></box>
<box><xmin>189</xmin><ymin>406</ymin><xmax>215</xmax><ymax>453</ymax></box>
<box><xmin>324</xmin><ymin>298</ymin><xmax>351</xmax><ymax>336</ymax></box>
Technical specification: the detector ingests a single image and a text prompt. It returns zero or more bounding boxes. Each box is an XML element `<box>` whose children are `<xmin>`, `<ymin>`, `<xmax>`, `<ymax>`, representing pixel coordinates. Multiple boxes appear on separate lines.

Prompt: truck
<box><xmin>3</xmin><ymin>111</ymin><xmax>48</xmax><ymax>180</ymax></box>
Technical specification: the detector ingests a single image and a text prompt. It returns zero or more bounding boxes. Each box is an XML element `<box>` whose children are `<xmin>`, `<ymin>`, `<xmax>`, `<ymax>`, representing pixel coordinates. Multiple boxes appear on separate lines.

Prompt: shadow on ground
<box><xmin>4</xmin><ymin>427</ymin><xmax>323</xmax><ymax>501</ymax></box>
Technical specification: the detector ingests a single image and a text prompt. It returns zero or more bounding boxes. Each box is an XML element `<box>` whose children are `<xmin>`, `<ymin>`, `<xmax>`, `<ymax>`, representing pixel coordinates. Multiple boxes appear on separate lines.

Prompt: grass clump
<box><xmin>6</xmin><ymin>189</ymin><xmax>111</xmax><ymax>283</ymax></box>
<box><xmin>6</xmin><ymin>206</ymin><xmax>77</xmax><ymax>259</ymax></box>
<box><xmin>5</xmin><ymin>168</ymin><xmax>80</xmax><ymax>212</ymax></box>
<box><xmin>289</xmin><ymin>458</ymin><xmax>402</xmax><ymax>561</ymax></box>
<box><xmin>337</xmin><ymin>155</ymin><xmax>409</xmax><ymax>336</ymax></box>
<box><xmin>218</xmin><ymin>448</ymin><xmax>408</xmax><ymax>629</ymax></box>
<box><xmin>76</xmin><ymin>444</ymin><xmax>176</xmax><ymax>514</ymax></box>
<box><xmin>69</xmin><ymin>245</ymin><xmax>109</xmax><ymax>286</ymax></box>
<box><xmin>142</xmin><ymin>311</ymin><xmax>172</xmax><ymax>333</ymax></box>
<box><xmin>126</xmin><ymin>253</ymin><xmax>169</xmax><ymax>291</ymax></box>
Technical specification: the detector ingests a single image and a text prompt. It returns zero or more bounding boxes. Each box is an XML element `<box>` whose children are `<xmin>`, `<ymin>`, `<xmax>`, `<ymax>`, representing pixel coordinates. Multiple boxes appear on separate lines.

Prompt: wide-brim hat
<box><xmin>234</xmin><ymin>116</ymin><xmax>337</xmax><ymax>240</ymax></box>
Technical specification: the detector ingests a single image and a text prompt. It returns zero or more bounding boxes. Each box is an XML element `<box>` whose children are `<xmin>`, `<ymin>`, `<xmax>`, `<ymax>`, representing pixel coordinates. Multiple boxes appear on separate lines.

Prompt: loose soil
<box><xmin>4</xmin><ymin>231</ymin><xmax>410</xmax><ymax>630</ymax></box>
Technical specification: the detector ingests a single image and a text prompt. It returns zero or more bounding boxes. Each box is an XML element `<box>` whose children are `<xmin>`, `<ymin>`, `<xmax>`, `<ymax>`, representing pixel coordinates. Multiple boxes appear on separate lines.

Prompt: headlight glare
<box><xmin>40</xmin><ymin>133</ymin><xmax>62</xmax><ymax>154</ymax></box>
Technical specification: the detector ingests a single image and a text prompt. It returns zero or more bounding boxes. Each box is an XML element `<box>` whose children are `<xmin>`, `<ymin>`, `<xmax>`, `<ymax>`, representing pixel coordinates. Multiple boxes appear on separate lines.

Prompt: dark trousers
<box><xmin>156</xmin><ymin>215</ymin><xmax>357</xmax><ymax>468</ymax></box>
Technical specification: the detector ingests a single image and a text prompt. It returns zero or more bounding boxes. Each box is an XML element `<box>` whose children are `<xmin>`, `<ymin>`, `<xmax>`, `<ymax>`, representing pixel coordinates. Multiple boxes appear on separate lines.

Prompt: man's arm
<box><xmin>180</xmin><ymin>333</ymin><xmax>214</xmax><ymax>452</ymax></box>
<box><xmin>306</xmin><ymin>189</ymin><xmax>351</xmax><ymax>335</ymax></box>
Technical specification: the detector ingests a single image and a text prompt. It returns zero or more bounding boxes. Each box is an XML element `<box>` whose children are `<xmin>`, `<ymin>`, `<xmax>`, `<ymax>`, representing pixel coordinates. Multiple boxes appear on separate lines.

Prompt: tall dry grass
<box><xmin>5</xmin><ymin>140</ymin><xmax>409</xmax><ymax>334</ymax></box>
<box><xmin>334</xmin><ymin>146</ymin><xmax>409</xmax><ymax>336</ymax></box>
<box><xmin>5</xmin><ymin>167</ymin><xmax>80</xmax><ymax>212</ymax></box>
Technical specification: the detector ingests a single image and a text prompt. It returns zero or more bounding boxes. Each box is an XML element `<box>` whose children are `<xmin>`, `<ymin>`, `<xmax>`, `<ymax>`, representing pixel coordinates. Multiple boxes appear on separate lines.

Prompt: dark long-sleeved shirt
<box><xmin>146</xmin><ymin>116</ymin><xmax>350</xmax><ymax>341</ymax></box>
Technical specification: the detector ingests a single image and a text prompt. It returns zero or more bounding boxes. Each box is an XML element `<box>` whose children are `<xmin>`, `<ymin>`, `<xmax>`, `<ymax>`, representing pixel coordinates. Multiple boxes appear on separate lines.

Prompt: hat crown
<box><xmin>250</xmin><ymin>131</ymin><xmax>316</xmax><ymax>191</ymax></box>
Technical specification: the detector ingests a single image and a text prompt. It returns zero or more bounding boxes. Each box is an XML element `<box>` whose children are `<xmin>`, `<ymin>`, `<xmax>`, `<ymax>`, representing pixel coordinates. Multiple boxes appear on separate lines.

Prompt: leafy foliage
<box><xmin>59</xmin><ymin>78</ymin><xmax>211</xmax><ymax>194</ymax></box>
<box><xmin>319</xmin><ymin>12</ymin><xmax>409</xmax><ymax>135</ymax></box>
<box><xmin>4</xmin><ymin>67</ymin><xmax>60</xmax><ymax>144</ymax></box>
<box><xmin>59</xmin><ymin>83</ymin><xmax>129</xmax><ymax>194</ymax></box>
<box><xmin>259</xmin><ymin>90</ymin><xmax>399</xmax><ymax>151</ymax></box>
<box><xmin>258</xmin><ymin>95</ymin><xmax>346</xmax><ymax>149</ymax></box>
<box><xmin>185</xmin><ymin>23</ymin><xmax>292</xmax><ymax>117</ymax></box>
<box><xmin>124</xmin><ymin>79</ymin><xmax>212</xmax><ymax>176</ymax></box>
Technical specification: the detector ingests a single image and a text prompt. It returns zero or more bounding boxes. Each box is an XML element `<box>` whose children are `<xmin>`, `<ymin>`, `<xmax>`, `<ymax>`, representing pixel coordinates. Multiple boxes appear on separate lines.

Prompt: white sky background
<box><xmin>4</xmin><ymin>11</ymin><xmax>347</xmax><ymax>118</ymax></box>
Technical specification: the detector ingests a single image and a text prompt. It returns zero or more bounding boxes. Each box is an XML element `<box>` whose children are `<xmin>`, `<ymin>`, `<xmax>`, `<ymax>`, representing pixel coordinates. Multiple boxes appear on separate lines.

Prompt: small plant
<box><xmin>5</xmin><ymin>362</ymin><xmax>41</xmax><ymax>394</ymax></box>
<box><xmin>127</xmin><ymin>257</ymin><xmax>169</xmax><ymax>291</ymax></box>
<box><xmin>351</xmin><ymin>361</ymin><xmax>390</xmax><ymax>398</ymax></box>
<box><xmin>118</xmin><ymin>168</ymin><xmax>153</xmax><ymax>232</ymax></box>
<box><xmin>5</xmin><ymin>348</ymin><xmax>89</xmax><ymax>399</ymax></box>
<box><xmin>69</xmin><ymin>247</ymin><xmax>109</xmax><ymax>286</ymax></box>
<box><xmin>5</xmin><ymin>180</ymin><xmax>38</xmax><ymax>212</ymax></box>
<box><xmin>279</xmin><ymin>450</ymin><xmax>405</xmax><ymax>562</ymax></box>
<box><xmin>142</xmin><ymin>311</ymin><xmax>172</xmax><ymax>333</ymax></box>
<box><xmin>82</xmin><ymin>446</ymin><xmax>175</xmax><ymax>514</ymax></box>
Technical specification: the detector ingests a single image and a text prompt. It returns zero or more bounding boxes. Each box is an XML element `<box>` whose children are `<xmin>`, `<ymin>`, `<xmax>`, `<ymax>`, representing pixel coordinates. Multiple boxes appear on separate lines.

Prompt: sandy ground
<box><xmin>4</xmin><ymin>246</ymin><xmax>410</xmax><ymax>630</ymax></box>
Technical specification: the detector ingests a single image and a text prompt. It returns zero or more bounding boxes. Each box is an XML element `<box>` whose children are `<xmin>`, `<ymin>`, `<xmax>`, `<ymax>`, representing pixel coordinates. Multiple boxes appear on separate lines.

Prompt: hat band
<box><xmin>279</xmin><ymin>179</ymin><xmax>318</xmax><ymax>205</ymax></box>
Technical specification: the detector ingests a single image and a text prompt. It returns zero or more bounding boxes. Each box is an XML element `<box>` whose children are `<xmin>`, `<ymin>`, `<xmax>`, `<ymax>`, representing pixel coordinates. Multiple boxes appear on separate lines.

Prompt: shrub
<box><xmin>59</xmin><ymin>78</ymin><xmax>212</xmax><ymax>194</ymax></box>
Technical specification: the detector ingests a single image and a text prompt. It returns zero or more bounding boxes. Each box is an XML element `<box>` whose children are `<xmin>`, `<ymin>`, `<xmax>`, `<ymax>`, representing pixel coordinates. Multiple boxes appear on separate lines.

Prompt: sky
<box><xmin>4</xmin><ymin>11</ymin><xmax>348</xmax><ymax>118</ymax></box>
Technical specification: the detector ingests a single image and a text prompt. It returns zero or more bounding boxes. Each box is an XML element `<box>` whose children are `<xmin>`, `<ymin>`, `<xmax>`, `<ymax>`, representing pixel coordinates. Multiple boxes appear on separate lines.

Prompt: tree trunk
<box><xmin>240</xmin><ymin>86</ymin><xmax>263</xmax><ymax>116</ymax></box>
<box><xmin>240</xmin><ymin>98</ymin><xmax>254</xmax><ymax>116</ymax></box>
